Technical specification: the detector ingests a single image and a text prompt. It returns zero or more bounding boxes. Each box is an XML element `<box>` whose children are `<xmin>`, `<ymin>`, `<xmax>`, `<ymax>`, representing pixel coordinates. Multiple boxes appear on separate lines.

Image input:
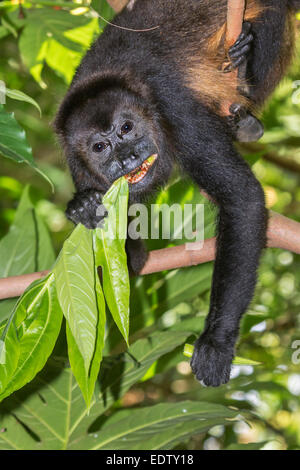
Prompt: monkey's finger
<box><xmin>230</xmin><ymin>53</ymin><xmax>250</xmax><ymax>69</ymax></box>
<box><xmin>229</xmin><ymin>34</ymin><xmax>254</xmax><ymax>56</ymax></box>
<box><xmin>229</xmin><ymin>41</ymin><xmax>252</xmax><ymax>59</ymax></box>
<box><xmin>233</xmin><ymin>21</ymin><xmax>251</xmax><ymax>47</ymax></box>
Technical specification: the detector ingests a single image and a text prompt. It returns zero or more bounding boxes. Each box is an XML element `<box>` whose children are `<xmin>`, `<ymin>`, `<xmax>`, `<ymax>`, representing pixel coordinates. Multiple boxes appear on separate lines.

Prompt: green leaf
<box><xmin>129</xmin><ymin>263</ymin><xmax>212</xmax><ymax>333</ymax></box>
<box><xmin>0</xmin><ymin>274</ymin><xmax>63</xmax><ymax>402</ymax></box>
<box><xmin>0</xmin><ymin>361</ymin><xmax>86</xmax><ymax>450</ymax></box>
<box><xmin>69</xmin><ymin>329</ymin><xmax>192</xmax><ymax>445</ymax></box>
<box><xmin>0</xmin><ymin>330</ymin><xmax>192</xmax><ymax>450</ymax></box>
<box><xmin>226</xmin><ymin>442</ymin><xmax>268</xmax><ymax>450</ymax></box>
<box><xmin>54</xmin><ymin>224</ymin><xmax>99</xmax><ymax>376</ymax></box>
<box><xmin>0</xmin><ymin>186</ymin><xmax>55</xmax><ymax>278</ymax></box>
<box><xmin>183</xmin><ymin>344</ymin><xmax>262</xmax><ymax>365</ymax></box>
<box><xmin>0</xmin><ymin>186</ymin><xmax>56</xmax><ymax>323</ymax></box>
<box><xmin>0</xmin><ymin>299</ymin><xmax>16</xmax><ymax>325</ymax></box>
<box><xmin>94</xmin><ymin>177</ymin><xmax>130</xmax><ymax>344</ymax></box>
<box><xmin>0</xmin><ymin>26</ymin><xmax>9</xmax><ymax>40</ymax></box>
<box><xmin>72</xmin><ymin>401</ymin><xmax>238</xmax><ymax>450</ymax></box>
<box><xmin>19</xmin><ymin>10</ymin><xmax>100</xmax><ymax>84</ymax></box>
<box><xmin>65</xmin><ymin>235</ymin><xmax>106</xmax><ymax>408</ymax></box>
<box><xmin>233</xmin><ymin>356</ymin><xmax>262</xmax><ymax>366</ymax></box>
<box><xmin>44</xmin><ymin>39</ymin><xmax>82</xmax><ymax>84</ymax></box>
<box><xmin>91</xmin><ymin>0</ymin><xmax>116</xmax><ymax>30</ymax></box>
<box><xmin>97</xmin><ymin>330</ymin><xmax>191</xmax><ymax>411</ymax></box>
<box><xmin>1</xmin><ymin>14</ymin><xmax>17</xmax><ymax>38</ymax></box>
<box><xmin>0</xmin><ymin>312</ymin><xmax>20</xmax><ymax>393</ymax></box>
<box><xmin>5</xmin><ymin>88</ymin><xmax>41</xmax><ymax>116</ymax></box>
<box><xmin>0</xmin><ymin>104</ymin><xmax>35</xmax><ymax>165</ymax></box>
<box><xmin>0</xmin><ymin>105</ymin><xmax>53</xmax><ymax>188</ymax></box>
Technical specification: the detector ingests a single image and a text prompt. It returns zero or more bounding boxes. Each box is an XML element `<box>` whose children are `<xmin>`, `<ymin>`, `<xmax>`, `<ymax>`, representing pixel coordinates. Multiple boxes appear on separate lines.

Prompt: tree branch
<box><xmin>0</xmin><ymin>211</ymin><xmax>299</xmax><ymax>300</ymax></box>
<box><xmin>239</xmin><ymin>142</ymin><xmax>300</xmax><ymax>175</ymax></box>
<box><xmin>106</xmin><ymin>0</ymin><xmax>128</xmax><ymax>13</ymax></box>
<box><xmin>225</xmin><ymin>0</ymin><xmax>246</xmax><ymax>49</ymax></box>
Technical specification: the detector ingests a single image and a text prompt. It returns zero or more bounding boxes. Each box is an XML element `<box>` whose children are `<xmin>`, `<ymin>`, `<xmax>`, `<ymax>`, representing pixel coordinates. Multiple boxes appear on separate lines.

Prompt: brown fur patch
<box><xmin>185</xmin><ymin>0</ymin><xmax>264</xmax><ymax>116</ymax></box>
<box><xmin>185</xmin><ymin>59</ymin><xmax>250</xmax><ymax>115</ymax></box>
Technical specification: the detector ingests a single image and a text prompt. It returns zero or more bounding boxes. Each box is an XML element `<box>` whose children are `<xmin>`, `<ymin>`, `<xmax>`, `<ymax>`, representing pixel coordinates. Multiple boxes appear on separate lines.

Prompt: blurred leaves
<box><xmin>0</xmin><ymin>186</ymin><xmax>55</xmax><ymax>323</ymax></box>
<box><xmin>0</xmin><ymin>274</ymin><xmax>63</xmax><ymax>403</ymax></box>
<box><xmin>0</xmin><ymin>105</ymin><xmax>53</xmax><ymax>188</ymax></box>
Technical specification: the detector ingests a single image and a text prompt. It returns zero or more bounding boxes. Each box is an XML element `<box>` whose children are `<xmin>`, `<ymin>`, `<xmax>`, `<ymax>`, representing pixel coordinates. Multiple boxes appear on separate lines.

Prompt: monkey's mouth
<box><xmin>124</xmin><ymin>154</ymin><xmax>158</xmax><ymax>184</ymax></box>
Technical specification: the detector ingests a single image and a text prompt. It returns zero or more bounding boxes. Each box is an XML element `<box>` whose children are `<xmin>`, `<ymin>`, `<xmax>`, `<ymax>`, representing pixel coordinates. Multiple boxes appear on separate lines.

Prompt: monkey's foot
<box><xmin>190</xmin><ymin>335</ymin><xmax>234</xmax><ymax>387</ymax></box>
<box><xmin>225</xmin><ymin>21</ymin><xmax>253</xmax><ymax>72</ymax></box>
<box><xmin>227</xmin><ymin>103</ymin><xmax>264</xmax><ymax>142</ymax></box>
<box><xmin>66</xmin><ymin>190</ymin><xmax>107</xmax><ymax>229</ymax></box>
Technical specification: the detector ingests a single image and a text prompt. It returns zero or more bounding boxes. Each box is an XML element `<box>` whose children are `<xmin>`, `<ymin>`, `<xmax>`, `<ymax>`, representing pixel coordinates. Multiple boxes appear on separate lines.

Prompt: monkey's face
<box><xmin>86</xmin><ymin>109</ymin><xmax>160</xmax><ymax>193</ymax></box>
<box><xmin>63</xmin><ymin>92</ymin><xmax>173</xmax><ymax>201</ymax></box>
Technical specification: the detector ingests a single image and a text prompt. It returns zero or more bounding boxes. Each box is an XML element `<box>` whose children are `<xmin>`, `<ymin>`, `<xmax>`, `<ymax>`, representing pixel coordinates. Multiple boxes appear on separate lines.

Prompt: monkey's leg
<box><xmin>66</xmin><ymin>190</ymin><xmax>106</xmax><ymax>229</ymax></box>
<box><xmin>179</xmin><ymin>117</ymin><xmax>267</xmax><ymax>386</ymax></box>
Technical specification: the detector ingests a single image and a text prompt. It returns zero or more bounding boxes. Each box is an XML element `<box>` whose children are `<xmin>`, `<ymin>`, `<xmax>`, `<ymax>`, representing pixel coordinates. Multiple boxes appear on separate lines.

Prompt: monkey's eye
<box><xmin>92</xmin><ymin>142</ymin><xmax>107</xmax><ymax>153</ymax></box>
<box><xmin>120</xmin><ymin>121</ymin><xmax>133</xmax><ymax>135</ymax></box>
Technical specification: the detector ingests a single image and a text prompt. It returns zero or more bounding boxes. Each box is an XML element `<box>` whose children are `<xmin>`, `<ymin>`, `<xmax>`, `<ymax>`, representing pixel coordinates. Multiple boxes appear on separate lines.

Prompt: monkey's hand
<box><xmin>226</xmin><ymin>22</ymin><xmax>253</xmax><ymax>72</ymax></box>
<box><xmin>190</xmin><ymin>333</ymin><xmax>235</xmax><ymax>387</ymax></box>
<box><xmin>66</xmin><ymin>190</ymin><xmax>107</xmax><ymax>229</ymax></box>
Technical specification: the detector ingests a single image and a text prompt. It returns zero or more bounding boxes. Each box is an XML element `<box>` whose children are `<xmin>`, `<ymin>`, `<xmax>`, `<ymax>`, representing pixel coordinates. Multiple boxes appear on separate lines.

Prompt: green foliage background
<box><xmin>0</xmin><ymin>1</ymin><xmax>299</xmax><ymax>450</ymax></box>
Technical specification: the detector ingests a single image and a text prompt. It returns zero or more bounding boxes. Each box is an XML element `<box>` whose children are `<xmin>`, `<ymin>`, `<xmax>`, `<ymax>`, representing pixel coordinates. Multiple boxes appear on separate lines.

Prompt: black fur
<box><xmin>55</xmin><ymin>0</ymin><xmax>298</xmax><ymax>386</ymax></box>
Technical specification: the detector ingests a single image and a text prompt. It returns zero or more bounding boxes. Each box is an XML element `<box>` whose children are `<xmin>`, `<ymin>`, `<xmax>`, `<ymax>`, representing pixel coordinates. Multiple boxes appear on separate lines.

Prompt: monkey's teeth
<box><xmin>125</xmin><ymin>153</ymin><xmax>158</xmax><ymax>184</ymax></box>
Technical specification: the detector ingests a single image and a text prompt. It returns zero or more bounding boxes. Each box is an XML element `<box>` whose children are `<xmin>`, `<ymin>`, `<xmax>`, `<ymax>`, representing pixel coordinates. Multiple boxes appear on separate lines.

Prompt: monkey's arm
<box><xmin>176</xmin><ymin>109</ymin><xmax>267</xmax><ymax>386</ymax></box>
<box><xmin>66</xmin><ymin>190</ymin><xmax>106</xmax><ymax>229</ymax></box>
<box><xmin>66</xmin><ymin>189</ymin><xmax>148</xmax><ymax>275</ymax></box>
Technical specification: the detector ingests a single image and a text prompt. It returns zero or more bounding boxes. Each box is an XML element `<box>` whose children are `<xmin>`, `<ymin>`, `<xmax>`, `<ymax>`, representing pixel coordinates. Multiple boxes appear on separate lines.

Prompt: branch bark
<box><xmin>0</xmin><ymin>211</ymin><xmax>299</xmax><ymax>300</ymax></box>
<box><xmin>106</xmin><ymin>0</ymin><xmax>128</xmax><ymax>13</ymax></box>
<box><xmin>225</xmin><ymin>0</ymin><xmax>246</xmax><ymax>49</ymax></box>
<box><xmin>239</xmin><ymin>143</ymin><xmax>300</xmax><ymax>175</ymax></box>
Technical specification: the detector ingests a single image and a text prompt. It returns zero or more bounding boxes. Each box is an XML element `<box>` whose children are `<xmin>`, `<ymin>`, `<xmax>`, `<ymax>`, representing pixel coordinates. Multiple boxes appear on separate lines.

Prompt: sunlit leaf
<box><xmin>54</xmin><ymin>224</ymin><xmax>99</xmax><ymax>376</ymax></box>
<box><xmin>19</xmin><ymin>10</ymin><xmax>100</xmax><ymax>84</ymax></box>
<box><xmin>65</xmin><ymin>235</ymin><xmax>106</xmax><ymax>408</ymax></box>
<box><xmin>94</xmin><ymin>177</ymin><xmax>130</xmax><ymax>344</ymax></box>
<box><xmin>0</xmin><ymin>274</ymin><xmax>63</xmax><ymax>402</ymax></box>
<box><xmin>71</xmin><ymin>401</ymin><xmax>238</xmax><ymax>450</ymax></box>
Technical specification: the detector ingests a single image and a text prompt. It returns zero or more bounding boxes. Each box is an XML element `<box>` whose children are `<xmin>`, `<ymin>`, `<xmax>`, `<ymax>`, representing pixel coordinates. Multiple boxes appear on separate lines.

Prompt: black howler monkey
<box><xmin>54</xmin><ymin>0</ymin><xmax>300</xmax><ymax>387</ymax></box>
